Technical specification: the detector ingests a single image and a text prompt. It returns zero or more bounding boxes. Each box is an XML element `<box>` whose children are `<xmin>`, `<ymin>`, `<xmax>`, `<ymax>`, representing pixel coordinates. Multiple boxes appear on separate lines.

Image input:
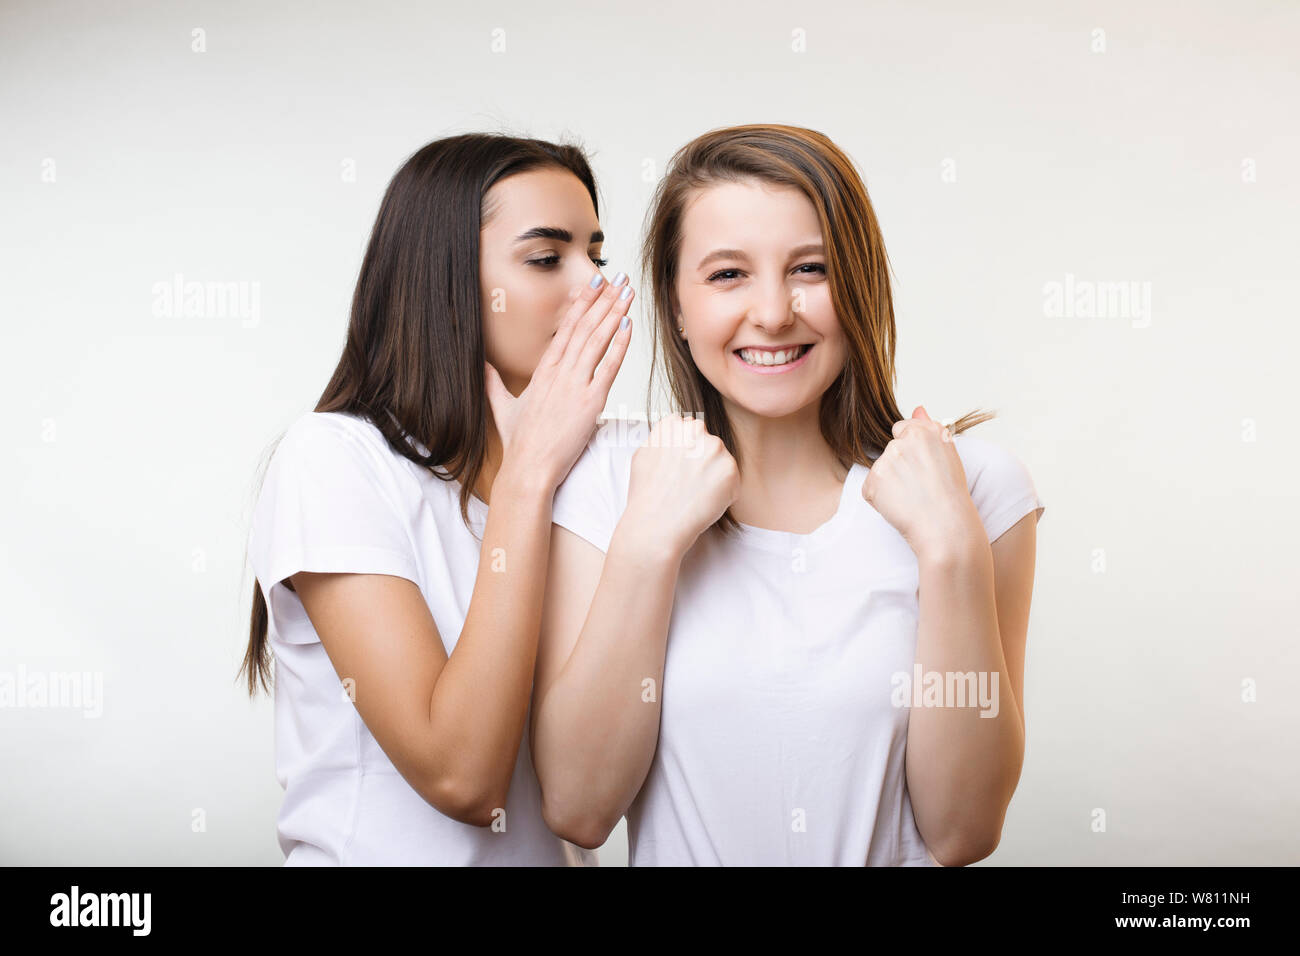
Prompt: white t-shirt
<box><xmin>550</xmin><ymin>418</ymin><xmax>1045</xmax><ymax>866</ymax></box>
<box><xmin>248</xmin><ymin>410</ymin><xmax>596</xmax><ymax>866</ymax></box>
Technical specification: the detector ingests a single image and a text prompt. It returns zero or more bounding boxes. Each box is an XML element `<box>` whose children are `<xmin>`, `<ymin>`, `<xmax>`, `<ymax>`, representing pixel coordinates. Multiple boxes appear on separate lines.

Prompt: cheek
<box><xmin>480</xmin><ymin>313</ymin><xmax>514</xmax><ymax>372</ymax></box>
<box><xmin>804</xmin><ymin>291</ymin><xmax>841</xmax><ymax>342</ymax></box>
<box><xmin>682</xmin><ymin>294</ymin><xmax>735</xmax><ymax>354</ymax></box>
<box><xmin>817</xmin><ymin>320</ymin><xmax>844</xmax><ymax>352</ymax></box>
<box><xmin>481</xmin><ymin>273</ymin><xmax>567</xmax><ymax>372</ymax></box>
<box><xmin>817</xmin><ymin>329</ymin><xmax>846</xmax><ymax>371</ymax></box>
<box><xmin>805</xmin><ymin>299</ymin><xmax>846</xmax><ymax>372</ymax></box>
<box><xmin>514</xmin><ymin>268</ymin><xmax>575</xmax><ymax>325</ymax></box>
<box><xmin>801</xmin><ymin>283</ymin><xmax>836</xmax><ymax>320</ymax></box>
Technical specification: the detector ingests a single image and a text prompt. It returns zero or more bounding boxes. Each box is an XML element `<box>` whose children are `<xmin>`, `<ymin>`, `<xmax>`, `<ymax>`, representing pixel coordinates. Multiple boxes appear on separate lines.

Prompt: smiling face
<box><xmin>479</xmin><ymin>166</ymin><xmax>607</xmax><ymax>395</ymax></box>
<box><xmin>672</xmin><ymin>178</ymin><xmax>845</xmax><ymax>423</ymax></box>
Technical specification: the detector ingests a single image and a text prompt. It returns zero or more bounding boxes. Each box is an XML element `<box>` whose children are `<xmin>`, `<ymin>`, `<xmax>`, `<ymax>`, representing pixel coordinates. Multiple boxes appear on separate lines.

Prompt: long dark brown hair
<box><xmin>640</xmin><ymin>124</ymin><xmax>994</xmax><ymax>535</ymax></box>
<box><xmin>239</xmin><ymin>133</ymin><xmax>599</xmax><ymax>696</ymax></box>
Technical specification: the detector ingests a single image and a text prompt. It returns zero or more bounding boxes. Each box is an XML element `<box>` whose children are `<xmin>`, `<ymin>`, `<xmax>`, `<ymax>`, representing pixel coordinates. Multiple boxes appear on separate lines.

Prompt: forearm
<box><xmin>905</xmin><ymin>537</ymin><xmax>1025</xmax><ymax>866</ymax></box>
<box><xmin>532</xmin><ymin>518</ymin><xmax>683</xmax><ymax>844</ymax></box>
<box><xmin>425</xmin><ymin>464</ymin><xmax>557</xmax><ymax>817</ymax></box>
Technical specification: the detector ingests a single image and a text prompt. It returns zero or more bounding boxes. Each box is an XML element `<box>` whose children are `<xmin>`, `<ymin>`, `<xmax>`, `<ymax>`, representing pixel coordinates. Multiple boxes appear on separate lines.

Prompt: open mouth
<box><xmin>733</xmin><ymin>343</ymin><xmax>813</xmax><ymax>369</ymax></box>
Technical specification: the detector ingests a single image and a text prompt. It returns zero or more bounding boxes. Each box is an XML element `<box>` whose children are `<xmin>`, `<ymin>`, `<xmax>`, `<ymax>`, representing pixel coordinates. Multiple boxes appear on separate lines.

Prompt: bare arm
<box><xmin>288</xmin><ymin>272</ymin><xmax>635</xmax><ymax>828</ymax></box>
<box><xmin>864</xmin><ymin>411</ymin><xmax>1039</xmax><ymax>866</ymax></box>
<box><xmin>291</xmin><ymin>465</ymin><xmax>557</xmax><ymax>827</ymax></box>
<box><xmin>529</xmin><ymin>414</ymin><xmax>739</xmax><ymax>849</ymax></box>
<box><xmin>529</xmin><ymin>519</ymin><xmax>685</xmax><ymax>848</ymax></box>
<box><xmin>904</xmin><ymin>510</ymin><xmax>1037</xmax><ymax>866</ymax></box>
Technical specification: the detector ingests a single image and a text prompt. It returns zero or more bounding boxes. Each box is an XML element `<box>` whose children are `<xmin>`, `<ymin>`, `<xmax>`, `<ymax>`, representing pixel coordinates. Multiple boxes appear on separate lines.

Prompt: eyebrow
<box><xmin>514</xmin><ymin>226</ymin><xmax>605</xmax><ymax>244</ymax></box>
<box><xmin>696</xmin><ymin>243</ymin><xmax>825</xmax><ymax>270</ymax></box>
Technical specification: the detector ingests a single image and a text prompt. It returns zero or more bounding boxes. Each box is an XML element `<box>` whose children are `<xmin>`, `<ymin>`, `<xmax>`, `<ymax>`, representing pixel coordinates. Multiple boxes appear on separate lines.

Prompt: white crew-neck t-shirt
<box><xmin>248</xmin><ymin>410</ymin><xmax>596</xmax><ymax>866</ymax></box>
<box><xmin>549</xmin><ymin>418</ymin><xmax>1045</xmax><ymax>866</ymax></box>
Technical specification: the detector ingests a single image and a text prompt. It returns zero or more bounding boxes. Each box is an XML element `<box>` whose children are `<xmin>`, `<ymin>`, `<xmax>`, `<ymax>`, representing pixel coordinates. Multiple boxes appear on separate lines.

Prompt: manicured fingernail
<box><xmin>620</xmin><ymin>314</ymin><xmax>630</xmax><ymax>330</ymax></box>
<box><xmin>612</xmin><ymin>271</ymin><xmax>628</xmax><ymax>286</ymax></box>
<box><xmin>589</xmin><ymin>273</ymin><xmax>604</xmax><ymax>289</ymax></box>
<box><xmin>619</xmin><ymin>285</ymin><xmax>632</xmax><ymax>300</ymax></box>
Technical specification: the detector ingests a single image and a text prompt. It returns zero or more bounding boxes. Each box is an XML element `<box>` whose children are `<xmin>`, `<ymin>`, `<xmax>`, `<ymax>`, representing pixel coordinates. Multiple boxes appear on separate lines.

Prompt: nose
<box><xmin>568</xmin><ymin>257</ymin><xmax>604</xmax><ymax>297</ymax></box>
<box><xmin>745</xmin><ymin>274</ymin><xmax>797</xmax><ymax>335</ymax></box>
<box><xmin>553</xmin><ymin>259</ymin><xmax>604</xmax><ymax>333</ymax></box>
<box><xmin>561</xmin><ymin>267</ymin><xmax>595</xmax><ymax>310</ymax></box>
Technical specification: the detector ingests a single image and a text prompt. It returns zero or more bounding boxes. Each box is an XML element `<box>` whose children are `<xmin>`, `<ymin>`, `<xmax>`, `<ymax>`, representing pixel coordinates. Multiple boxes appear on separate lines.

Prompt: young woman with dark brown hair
<box><xmin>240</xmin><ymin>133</ymin><xmax>634</xmax><ymax>865</ymax></box>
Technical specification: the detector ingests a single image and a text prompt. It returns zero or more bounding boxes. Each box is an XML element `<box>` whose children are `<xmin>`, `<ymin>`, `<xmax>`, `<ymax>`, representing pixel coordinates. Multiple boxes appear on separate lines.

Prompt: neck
<box><xmin>473</xmin><ymin>417</ymin><xmax>504</xmax><ymax>506</ymax></box>
<box><xmin>723</xmin><ymin>397</ymin><xmax>845</xmax><ymax>516</ymax></box>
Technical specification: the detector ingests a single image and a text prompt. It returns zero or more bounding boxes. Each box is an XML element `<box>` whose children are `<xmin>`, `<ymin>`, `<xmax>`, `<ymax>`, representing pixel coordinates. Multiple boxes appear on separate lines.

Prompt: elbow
<box><xmin>932</xmin><ymin>828</ymin><xmax>1001</xmax><ymax>868</ymax></box>
<box><xmin>540</xmin><ymin>796</ymin><xmax>616</xmax><ymax>851</ymax></box>
<box><xmin>927</xmin><ymin>752</ymin><xmax>1021</xmax><ymax>866</ymax></box>
<box><xmin>420</xmin><ymin>773</ymin><xmax>509</xmax><ymax>829</ymax></box>
<box><xmin>533</xmin><ymin>748</ymin><xmax>619</xmax><ymax>848</ymax></box>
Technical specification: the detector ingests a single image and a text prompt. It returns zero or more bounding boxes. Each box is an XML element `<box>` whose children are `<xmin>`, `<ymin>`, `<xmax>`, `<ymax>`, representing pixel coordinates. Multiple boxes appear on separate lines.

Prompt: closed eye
<box><xmin>528</xmin><ymin>254</ymin><xmax>609</xmax><ymax>268</ymax></box>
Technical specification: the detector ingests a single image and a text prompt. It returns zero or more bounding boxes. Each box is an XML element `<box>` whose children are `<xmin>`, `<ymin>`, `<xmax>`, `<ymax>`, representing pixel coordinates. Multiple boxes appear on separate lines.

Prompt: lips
<box><xmin>733</xmin><ymin>343</ymin><xmax>815</xmax><ymax>373</ymax></box>
<box><xmin>734</xmin><ymin>344</ymin><xmax>813</xmax><ymax>367</ymax></box>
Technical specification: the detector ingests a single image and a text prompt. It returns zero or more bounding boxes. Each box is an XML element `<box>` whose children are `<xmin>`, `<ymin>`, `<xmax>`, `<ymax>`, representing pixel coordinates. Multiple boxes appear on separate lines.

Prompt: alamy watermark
<box><xmin>1043</xmin><ymin>273</ymin><xmax>1151</xmax><ymax>328</ymax></box>
<box><xmin>151</xmin><ymin>272</ymin><xmax>261</xmax><ymax>328</ymax></box>
<box><xmin>594</xmin><ymin>404</ymin><xmax>710</xmax><ymax>451</ymax></box>
<box><xmin>0</xmin><ymin>665</ymin><xmax>103</xmax><ymax>718</ymax></box>
<box><xmin>50</xmin><ymin>886</ymin><xmax>150</xmax><ymax>935</ymax></box>
<box><xmin>891</xmin><ymin>664</ymin><xmax>999</xmax><ymax>717</ymax></box>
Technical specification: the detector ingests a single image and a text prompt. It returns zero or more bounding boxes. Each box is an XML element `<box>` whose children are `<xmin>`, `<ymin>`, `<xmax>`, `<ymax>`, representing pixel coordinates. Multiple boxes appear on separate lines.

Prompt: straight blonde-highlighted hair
<box><xmin>640</xmin><ymin>124</ymin><xmax>994</xmax><ymax>536</ymax></box>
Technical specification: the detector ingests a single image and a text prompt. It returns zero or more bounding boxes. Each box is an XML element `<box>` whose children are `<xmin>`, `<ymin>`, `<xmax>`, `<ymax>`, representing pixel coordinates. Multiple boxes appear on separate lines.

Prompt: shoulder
<box><xmin>950</xmin><ymin>430</ymin><xmax>1045</xmax><ymax>542</ymax></box>
<box><xmin>278</xmin><ymin>410</ymin><xmax>390</xmax><ymax>458</ymax></box>
<box><xmin>272</xmin><ymin>410</ymin><xmax>419</xmax><ymax>480</ymax></box>
<box><xmin>560</xmin><ymin>416</ymin><xmax>648</xmax><ymax>483</ymax></box>
<box><xmin>259</xmin><ymin>410</ymin><xmax>424</xmax><ymax>517</ymax></box>
<box><xmin>551</xmin><ymin>417</ymin><xmax>649</xmax><ymax>552</ymax></box>
<box><xmin>589</xmin><ymin>416</ymin><xmax>651</xmax><ymax>459</ymax></box>
<box><xmin>951</xmin><ymin>430</ymin><xmax>1031</xmax><ymax>486</ymax></box>
<box><xmin>248</xmin><ymin>411</ymin><xmax>425</xmax><ymax>597</ymax></box>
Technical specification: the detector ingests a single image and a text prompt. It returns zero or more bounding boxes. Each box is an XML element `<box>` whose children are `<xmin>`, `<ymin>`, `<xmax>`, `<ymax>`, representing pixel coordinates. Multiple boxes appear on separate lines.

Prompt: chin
<box><xmin>512</xmin><ymin>355</ymin><xmax>545</xmax><ymax>383</ymax></box>
<box><xmin>723</xmin><ymin>389</ymin><xmax>820</xmax><ymax>421</ymax></box>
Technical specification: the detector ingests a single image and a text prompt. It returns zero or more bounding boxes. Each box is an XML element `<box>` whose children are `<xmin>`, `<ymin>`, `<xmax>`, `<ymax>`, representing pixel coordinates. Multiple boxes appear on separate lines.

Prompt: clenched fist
<box><xmin>861</xmin><ymin>405</ymin><xmax>984</xmax><ymax>560</ymax></box>
<box><xmin>624</xmin><ymin>414</ymin><xmax>740</xmax><ymax>558</ymax></box>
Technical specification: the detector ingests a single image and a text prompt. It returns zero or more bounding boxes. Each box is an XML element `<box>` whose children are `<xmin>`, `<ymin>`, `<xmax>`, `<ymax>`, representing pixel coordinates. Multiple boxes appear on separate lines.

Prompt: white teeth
<box><xmin>739</xmin><ymin>346</ymin><xmax>806</xmax><ymax>367</ymax></box>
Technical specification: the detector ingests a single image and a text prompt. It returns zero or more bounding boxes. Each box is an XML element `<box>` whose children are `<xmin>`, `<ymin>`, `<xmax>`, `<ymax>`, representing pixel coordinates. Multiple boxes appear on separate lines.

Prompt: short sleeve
<box><xmin>248</xmin><ymin>413</ymin><xmax>421</xmax><ymax>608</ymax></box>
<box><xmin>550</xmin><ymin>419</ymin><xmax>643</xmax><ymax>554</ymax></box>
<box><xmin>952</xmin><ymin>432</ymin><xmax>1046</xmax><ymax>544</ymax></box>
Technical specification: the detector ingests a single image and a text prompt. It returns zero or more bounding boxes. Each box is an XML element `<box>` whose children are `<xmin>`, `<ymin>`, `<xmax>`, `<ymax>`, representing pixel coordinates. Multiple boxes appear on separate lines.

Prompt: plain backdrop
<box><xmin>2</xmin><ymin>0</ymin><xmax>1297</xmax><ymax>866</ymax></box>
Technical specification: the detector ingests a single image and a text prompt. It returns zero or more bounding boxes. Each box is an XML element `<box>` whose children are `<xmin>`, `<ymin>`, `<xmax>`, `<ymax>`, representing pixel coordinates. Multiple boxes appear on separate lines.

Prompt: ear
<box><xmin>668</xmin><ymin>287</ymin><xmax>687</xmax><ymax>340</ymax></box>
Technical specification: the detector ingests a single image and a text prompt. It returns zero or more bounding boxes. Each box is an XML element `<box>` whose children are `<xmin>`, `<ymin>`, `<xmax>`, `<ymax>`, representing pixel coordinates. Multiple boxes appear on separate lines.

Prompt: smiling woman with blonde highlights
<box><xmin>530</xmin><ymin>124</ymin><xmax>1046</xmax><ymax>867</ymax></box>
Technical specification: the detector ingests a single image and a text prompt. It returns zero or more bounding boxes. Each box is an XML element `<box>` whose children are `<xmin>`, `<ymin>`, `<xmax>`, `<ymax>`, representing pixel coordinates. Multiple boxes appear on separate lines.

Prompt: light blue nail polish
<box><xmin>620</xmin><ymin>314</ymin><xmax>630</xmax><ymax>330</ymax></box>
<box><xmin>589</xmin><ymin>273</ymin><xmax>604</xmax><ymax>289</ymax></box>
<box><xmin>619</xmin><ymin>284</ymin><xmax>632</xmax><ymax>300</ymax></box>
<box><xmin>612</xmin><ymin>271</ymin><xmax>627</xmax><ymax>286</ymax></box>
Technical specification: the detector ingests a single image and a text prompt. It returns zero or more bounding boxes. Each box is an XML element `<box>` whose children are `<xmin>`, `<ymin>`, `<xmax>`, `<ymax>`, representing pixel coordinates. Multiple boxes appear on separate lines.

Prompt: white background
<box><xmin>2</xmin><ymin>0</ymin><xmax>1297</xmax><ymax>865</ymax></box>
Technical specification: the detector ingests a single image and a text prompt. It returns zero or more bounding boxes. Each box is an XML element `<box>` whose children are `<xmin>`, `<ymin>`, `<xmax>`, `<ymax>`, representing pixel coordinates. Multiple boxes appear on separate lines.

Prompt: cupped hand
<box><xmin>485</xmin><ymin>272</ymin><xmax>635</xmax><ymax>490</ymax></box>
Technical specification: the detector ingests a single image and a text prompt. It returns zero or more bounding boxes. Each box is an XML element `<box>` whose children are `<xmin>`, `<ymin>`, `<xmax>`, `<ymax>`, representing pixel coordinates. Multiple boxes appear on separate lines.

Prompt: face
<box><xmin>479</xmin><ymin>167</ymin><xmax>606</xmax><ymax>395</ymax></box>
<box><xmin>672</xmin><ymin>179</ymin><xmax>845</xmax><ymax>423</ymax></box>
